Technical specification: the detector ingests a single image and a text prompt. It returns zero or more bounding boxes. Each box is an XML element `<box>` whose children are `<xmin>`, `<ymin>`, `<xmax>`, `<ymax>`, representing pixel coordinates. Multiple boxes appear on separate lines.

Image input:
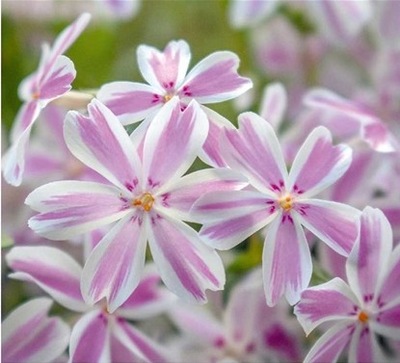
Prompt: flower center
<box><xmin>278</xmin><ymin>193</ymin><xmax>294</xmax><ymax>212</ymax></box>
<box><xmin>358</xmin><ymin>310</ymin><xmax>369</xmax><ymax>323</ymax></box>
<box><xmin>132</xmin><ymin>192</ymin><xmax>154</xmax><ymax>212</ymax></box>
<box><xmin>163</xmin><ymin>93</ymin><xmax>174</xmax><ymax>103</ymax></box>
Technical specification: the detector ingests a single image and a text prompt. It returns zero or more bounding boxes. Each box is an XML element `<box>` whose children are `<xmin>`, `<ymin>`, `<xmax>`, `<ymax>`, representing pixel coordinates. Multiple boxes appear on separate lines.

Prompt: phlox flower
<box><xmin>97</xmin><ymin>39</ymin><xmax>252</xmax><ymax>166</ymax></box>
<box><xmin>192</xmin><ymin>112</ymin><xmax>360</xmax><ymax>306</ymax></box>
<box><xmin>2</xmin><ymin>13</ymin><xmax>91</xmax><ymax>186</ymax></box>
<box><xmin>1</xmin><ymin>297</ymin><xmax>70</xmax><ymax>363</ymax></box>
<box><xmin>6</xmin><ymin>246</ymin><xmax>176</xmax><ymax>363</ymax></box>
<box><xmin>294</xmin><ymin>207</ymin><xmax>400</xmax><ymax>363</ymax></box>
<box><xmin>170</xmin><ymin>268</ymin><xmax>302</xmax><ymax>363</ymax></box>
<box><xmin>26</xmin><ymin>97</ymin><xmax>246</xmax><ymax>311</ymax></box>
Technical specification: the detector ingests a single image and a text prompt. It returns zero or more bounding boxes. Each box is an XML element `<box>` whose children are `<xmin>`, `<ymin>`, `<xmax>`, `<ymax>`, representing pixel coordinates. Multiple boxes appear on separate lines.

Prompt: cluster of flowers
<box><xmin>2</xmin><ymin>1</ymin><xmax>400</xmax><ymax>362</ymax></box>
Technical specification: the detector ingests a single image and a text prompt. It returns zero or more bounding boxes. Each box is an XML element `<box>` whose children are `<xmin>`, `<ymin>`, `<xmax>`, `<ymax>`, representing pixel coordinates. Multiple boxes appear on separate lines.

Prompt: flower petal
<box><xmin>348</xmin><ymin>323</ymin><xmax>384</xmax><ymax>363</ymax></box>
<box><xmin>65</xmin><ymin>99</ymin><xmax>142</xmax><ymax>190</ymax></box>
<box><xmin>179</xmin><ymin>51</ymin><xmax>252</xmax><ymax>103</ymax></box>
<box><xmin>287</xmin><ymin>126</ymin><xmax>352</xmax><ymax>197</ymax></box>
<box><xmin>2</xmin><ymin>298</ymin><xmax>70</xmax><ymax>363</ymax></box>
<box><xmin>295</xmin><ymin>199</ymin><xmax>360</xmax><ymax>256</ymax></box>
<box><xmin>303</xmin><ymin>322</ymin><xmax>354</xmax><ymax>363</ymax></box>
<box><xmin>137</xmin><ymin>40</ymin><xmax>191</xmax><ymax>91</ymax></box>
<box><xmin>97</xmin><ymin>82</ymin><xmax>162</xmax><ymax>124</ymax></box>
<box><xmin>117</xmin><ymin>265</ymin><xmax>177</xmax><ymax>320</ymax></box>
<box><xmin>81</xmin><ymin>214</ymin><xmax>147</xmax><ymax>313</ymax></box>
<box><xmin>294</xmin><ymin>278</ymin><xmax>359</xmax><ymax>335</ymax></box>
<box><xmin>263</xmin><ymin>213</ymin><xmax>312</xmax><ymax>306</ymax></box>
<box><xmin>169</xmin><ymin>304</ymin><xmax>225</xmax><ymax>346</ymax></box>
<box><xmin>260</xmin><ymin>82</ymin><xmax>287</xmax><ymax>131</ymax></box>
<box><xmin>228</xmin><ymin>0</ymin><xmax>279</xmax><ymax>28</ymax></box>
<box><xmin>372</xmin><ymin>304</ymin><xmax>400</xmax><ymax>338</ymax></box>
<box><xmin>6</xmin><ymin>246</ymin><xmax>87</xmax><ymax>312</ymax></box>
<box><xmin>69</xmin><ymin>310</ymin><xmax>111</xmax><ymax>363</ymax></box>
<box><xmin>26</xmin><ymin>181</ymin><xmax>129</xmax><ymax>240</ymax></box>
<box><xmin>161</xmin><ymin>167</ymin><xmax>247</xmax><ymax>222</ymax></box>
<box><xmin>143</xmin><ymin>98</ymin><xmax>208</xmax><ymax>188</ymax></box>
<box><xmin>376</xmin><ymin>244</ymin><xmax>400</xmax><ymax>309</ymax></box>
<box><xmin>221</xmin><ymin>112</ymin><xmax>288</xmax><ymax>196</ymax></box>
<box><xmin>37</xmin><ymin>55</ymin><xmax>75</xmax><ymax>102</ymax></box>
<box><xmin>346</xmin><ymin>207</ymin><xmax>393</xmax><ymax>305</ymax></box>
<box><xmin>148</xmin><ymin>213</ymin><xmax>225</xmax><ymax>303</ymax></box>
<box><xmin>112</xmin><ymin>320</ymin><xmax>173</xmax><ymax>363</ymax></box>
<box><xmin>198</xmin><ymin>106</ymin><xmax>235</xmax><ymax>167</ymax></box>
<box><xmin>193</xmin><ymin>189</ymin><xmax>276</xmax><ymax>250</ymax></box>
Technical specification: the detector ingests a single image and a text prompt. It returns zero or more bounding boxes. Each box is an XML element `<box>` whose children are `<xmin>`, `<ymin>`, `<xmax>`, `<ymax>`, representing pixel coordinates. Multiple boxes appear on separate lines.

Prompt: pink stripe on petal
<box><xmin>361</xmin><ymin>121</ymin><xmax>397</xmax><ymax>153</ymax></box>
<box><xmin>6</xmin><ymin>246</ymin><xmax>87</xmax><ymax>312</ymax></box>
<box><xmin>26</xmin><ymin>181</ymin><xmax>129</xmax><ymax>240</ymax></box>
<box><xmin>376</xmin><ymin>305</ymin><xmax>400</xmax><ymax>331</ymax></box>
<box><xmin>263</xmin><ymin>215</ymin><xmax>312</xmax><ymax>306</ymax></box>
<box><xmin>348</xmin><ymin>323</ymin><xmax>383</xmax><ymax>363</ymax></box>
<box><xmin>164</xmin><ymin>168</ymin><xmax>247</xmax><ymax>222</ymax></box>
<box><xmin>294</xmin><ymin>278</ymin><xmax>358</xmax><ymax>335</ymax></box>
<box><xmin>148</xmin><ymin>214</ymin><xmax>225</xmax><ymax>303</ymax></box>
<box><xmin>116</xmin><ymin>320</ymin><xmax>171</xmax><ymax>363</ymax></box>
<box><xmin>288</xmin><ymin>126</ymin><xmax>352</xmax><ymax>197</ymax></box>
<box><xmin>143</xmin><ymin>99</ymin><xmax>208</xmax><ymax>187</ymax></box>
<box><xmin>376</xmin><ymin>245</ymin><xmax>400</xmax><ymax>308</ymax></box>
<box><xmin>69</xmin><ymin>310</ymin><xmax>110</xmax><ymax>363</ymax></box>
<box><xmin>295</xmin><ymin>199</ymin><xmax>359</xmax><ymax>256</ymax></box>
<box><xmin>137</xmin><ymin>40</ymin><xmax>191</xmax><ymax>91</ymax></box>
<box><xmin>38</xmin><ymin>55</ymin><xmax>75</xmax><ymax>101</ymax></box>
<box><xmin>221</xmin><ymin>112</ymin><xmax>288</xmax><ymax>195</ymax></box>
<box><xmin>10</xmin><ymin>101</ymin><xmax>41</xmax><ymax>142</ymax></box>
<box><xmin>82</xmin><ymin>215</ymin><xmax>147</xmax><ymax>313</ymax></box>
<box><xmin>65</xmin><ymin>99</ymin><xmax>141</xmax><ymax>190</ymax></box>
<box><xmin>97</xmin><ymin>82</ymin><xmax>162</xmax><ymax>124</ymax></box>
<box><xmin>304</xmin><ymin>322</ymin><xmax>354</xmax><ymax>363</ymax></box>
<box><xmin>2</xmin><ymin>298</ymin><xmax>69</xmax><ymax>363</ymax></box>
<box><xmin>346</xmin><ymin>207</ymin><xmax>393</xmax><ymax>305</ymax></box>
<box><xmin>180</xmin><ymin>51</ymin><xmax>252</xmax><ymax>103</ymax></box>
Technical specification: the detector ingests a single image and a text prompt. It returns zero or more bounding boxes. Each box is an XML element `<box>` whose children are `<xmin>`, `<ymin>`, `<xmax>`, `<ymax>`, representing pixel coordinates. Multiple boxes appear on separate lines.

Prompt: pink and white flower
<box><xmin>1</xmin><ymin>297</ymin><xmax>70</xmax><ymax>363</ymax></box>
<box><xmin>6</xmin><ymin>246</ymin><xmax>176</xmax><ymax>363</ymax></box>
<box><xmin>170</xmin><ymin>268</ymin><xmax>302</xmax><ymax>363</ymax></box>
<box><xmin>97</xmin><ymin>39</ymin><xmax>252</xmax><ymax>166</ymax></box>
<box><xmin>192</xmin><ymin>112</ymin><xmax>360</xmax><ymax>306</ymax></box>
<box><xmin>2</xmin><ymin>13</ymin><xmax>91</xmax><ymax>186</ymax></box>
<box><xmin>294</xmin><ymin>207</ymin><xmax>400</xmax><ymax>363</ymax></box>
<box><xmin>26</xmin><ymin>98</ymin><xmax>246</xmax><ymax>311</ymax></box>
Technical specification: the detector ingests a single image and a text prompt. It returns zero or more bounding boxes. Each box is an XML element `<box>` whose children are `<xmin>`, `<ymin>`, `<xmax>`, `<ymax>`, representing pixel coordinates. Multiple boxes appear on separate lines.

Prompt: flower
<box><xmin>26</xmin><ymin>97</ymin><xmax>246</xmax><ymax>311</ymax></box>
<box><xmin>2</xmin><ymin>13</ymin><xmax>91</xmax><ymax>186</ymax></box>
<box><xmin>6</xmin><ymin>245</ymin><xmax>176</xmax><ymax>363</ymax></box>
<box><xmin>191</xmin><ymin>112</ymin><xmax>360</xmax><ymax>306</ymax></box>
<box><xmin>294</xmin><ymin>207</ymin><xmax>400</xmax><ymax>363</ymax></box>
<box><xmin>97</xmin><ymin>39</ymin><xmax>252</xmax><ymax>166</ymax></box>
<box><xmin>1</xmin><ymin>297</ymin><xmax>70</xmax><ymax>363</ymax></box>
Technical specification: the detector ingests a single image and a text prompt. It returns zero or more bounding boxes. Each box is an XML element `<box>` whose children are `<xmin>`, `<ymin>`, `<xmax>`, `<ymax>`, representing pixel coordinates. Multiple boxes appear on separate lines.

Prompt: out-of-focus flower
<box><xmin>2</xmin><ymin>13</ymin><xmax>91</xmax><ymax>186</ymax></box>
<box><xmin>170</xmin><ymin>268</ymin><xmax>302</xmax><ymax>363</ymax></box>
<box><xmin>6</xmin><ymin>246</ymin><xmax>175</xmax><ymax>363</ymax></box>
<box><xmin>295</xmin><ymin>207</ymin><xmax>400</xmax><ymax>363</ymax></box>
<box><xmin>98</xmin><ymin>39</ymin><xmax>252</xmax><ymax>166</ymax></box>
<box><xmin>26</xmin><ymin>98</ymin><xmax>246</xmax><ymax>311</ymax></box>
<box><xmin>192</xmin><ymin>113</ymin><xmax>359</xmax><ymax>306</ymax></box>
<box><xmin>1</xmin><ymin>297</ymin><xmax>70</xmax><ymax>363</ymax></box>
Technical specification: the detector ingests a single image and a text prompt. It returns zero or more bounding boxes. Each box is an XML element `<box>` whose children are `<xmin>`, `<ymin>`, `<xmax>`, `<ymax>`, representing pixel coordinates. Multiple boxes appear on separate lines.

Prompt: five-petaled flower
<box><xmin>25</xmin><ymin>97</ymin><xmax>246</xmax><ymax>312</ymax></box>
<box><xmin>294</xmin><ymin>207</ymin><xmax>400</xmax><ymax>363</ymax></box>
<box><xmin>191</xmin><ymin>112</ymin><xmax>360</xmax><ymax>306</ymax></box>
<box><xmin>97</xmin><ymin>39</ymin><xmax>252</xmax><ymax>166</ymax></box>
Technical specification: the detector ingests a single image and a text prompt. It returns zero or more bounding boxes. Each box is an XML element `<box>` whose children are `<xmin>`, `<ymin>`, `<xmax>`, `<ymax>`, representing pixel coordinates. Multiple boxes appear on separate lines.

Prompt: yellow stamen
<box><xmin>278</xmin><ymin>194</ymin><xmax>293</xmax><ymax>212</ymax></box>
<box><xmin>132</xmin><ymin>192</ymin><xmax>154</xmax><ymax>212</ymax></box>
<box><xmin>32</xmin><ymin>91</ymin><xmax>40</xmax><ymax>100</ymax></box>
<box><xmin>358</xmin><ymin>310</ymin><xmax>369</xmax><ymax>323</ymax></box>
<box><xmin>163</xmin><ymin>93</ymin><xmax>173</xmax><ymax>103</ymax></box>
